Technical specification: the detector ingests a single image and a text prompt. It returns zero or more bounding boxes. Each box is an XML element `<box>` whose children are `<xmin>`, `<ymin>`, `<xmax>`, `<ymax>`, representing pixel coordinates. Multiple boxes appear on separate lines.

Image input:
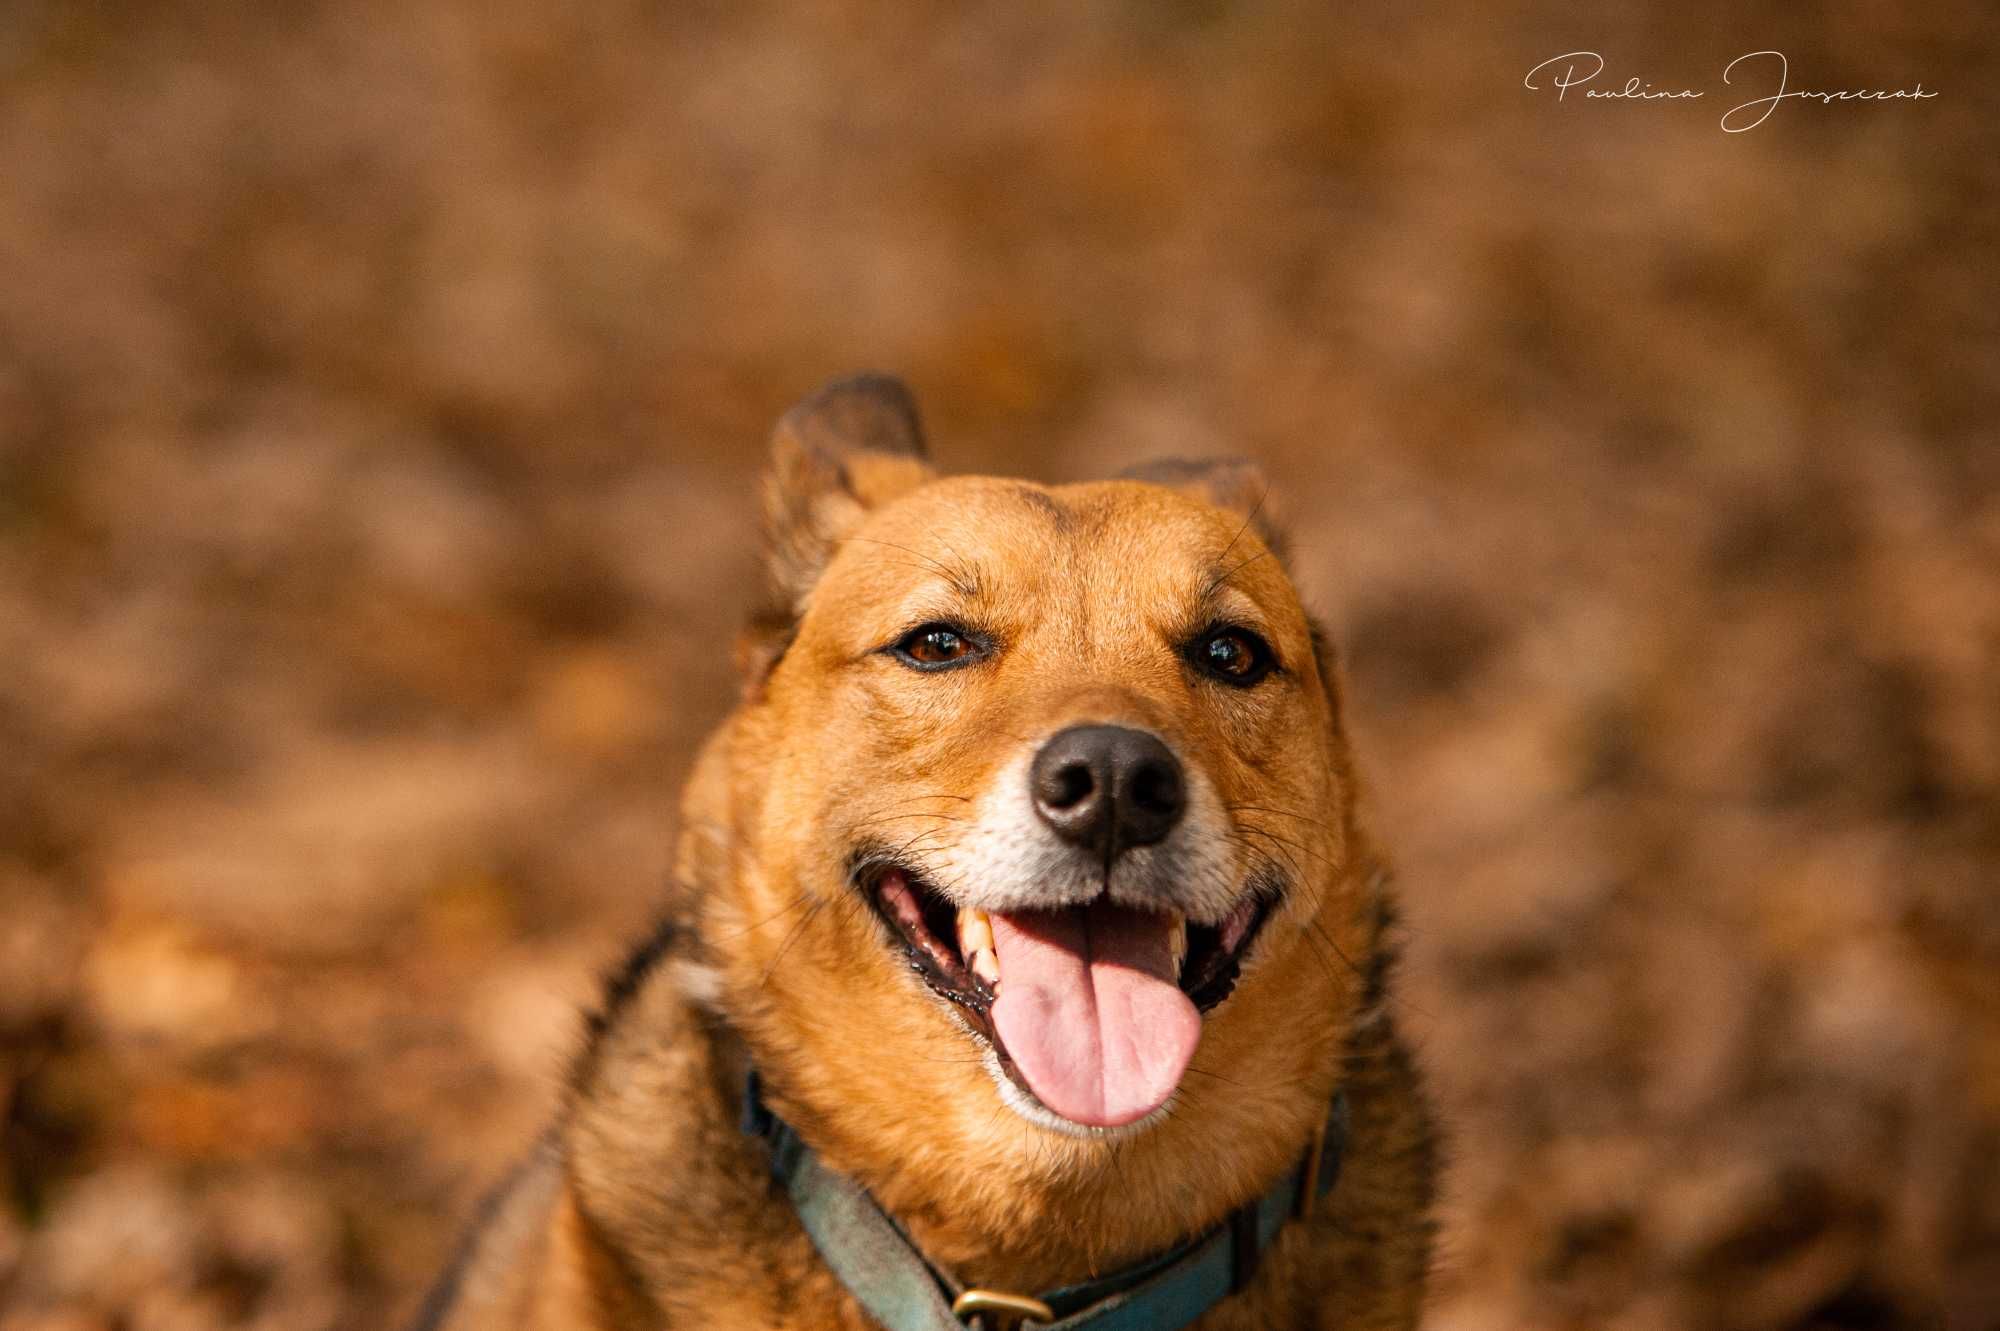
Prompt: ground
<box><xmin>1</xmin><ymin>3</ymin><xmax>1997</xmax><ymax>1329</ymax></box>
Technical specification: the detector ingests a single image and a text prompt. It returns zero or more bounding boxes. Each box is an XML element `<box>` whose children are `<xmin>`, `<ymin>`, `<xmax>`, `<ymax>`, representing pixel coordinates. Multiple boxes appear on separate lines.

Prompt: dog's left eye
<box><xmin>891</xmin><ymin>623</ymin><xmax>982</xmax><ymax>670</ymax></box>
<box><xmin>1190</xmin><ymin>626</ymin><xmax>1276</xmax><ymax>686</ymax></box>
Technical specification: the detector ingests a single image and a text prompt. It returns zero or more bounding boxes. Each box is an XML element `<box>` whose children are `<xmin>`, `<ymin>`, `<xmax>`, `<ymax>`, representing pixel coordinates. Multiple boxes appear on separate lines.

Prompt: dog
<box><xmin>414</xmin><ymin>374</ymin><xmax>1437</xmax><ymax>1330</ymax></box>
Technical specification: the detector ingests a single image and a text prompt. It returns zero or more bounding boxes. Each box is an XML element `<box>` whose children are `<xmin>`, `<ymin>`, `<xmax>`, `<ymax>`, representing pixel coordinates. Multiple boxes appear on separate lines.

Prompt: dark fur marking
<box><xmin>781</xmin><ymin>372</ymin><xmax>928</xmax><ymax>463</ymax></box>
<box><xmin>1362</xmin><ymin>890</ymin><xmax>1398</xmax><ymax>1015</ymax></box>
<box><xmin>1014</xmin><ymin>485</ymin><xmax>1071</xmax><ymax>530</ymax></box>
<box><xmin>406</xmin><ymin>1132</ymin><xmax>555</xmax><ymax>1331</ymax></box>
<box><xmin>567</xmin><ymin>915</ymin><xmax>685</xmax><ymax>1095</ymax></box>
<box><xmin>1306</xmin><ymin>616</ymin><xmax>1341</xmax><ymax>670</ymax></box>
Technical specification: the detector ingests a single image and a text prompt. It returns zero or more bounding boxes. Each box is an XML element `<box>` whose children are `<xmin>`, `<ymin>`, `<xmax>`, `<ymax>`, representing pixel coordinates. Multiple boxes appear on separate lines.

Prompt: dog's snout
<box><xmin>1030</xmin><ymin>725</ymin><xmax>1186</xmax><ymax>861</ymax></box>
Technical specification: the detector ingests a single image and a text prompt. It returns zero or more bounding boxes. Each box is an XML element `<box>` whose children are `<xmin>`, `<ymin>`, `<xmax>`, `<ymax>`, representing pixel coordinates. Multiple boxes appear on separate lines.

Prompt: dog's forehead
<box><xmin>801</xmin><ymin>474</ymin><xmax>1314</xmax><ymax>663</ymax></box>
<box><xmin>849</xmin><ymin>474</ymin><xmax>1278</xmax><ymax>588</ymax></box>
<box><xmin>804</xmin><ymin>474</ymin><xmax>1312</xmax><ymax>655</ymax></box>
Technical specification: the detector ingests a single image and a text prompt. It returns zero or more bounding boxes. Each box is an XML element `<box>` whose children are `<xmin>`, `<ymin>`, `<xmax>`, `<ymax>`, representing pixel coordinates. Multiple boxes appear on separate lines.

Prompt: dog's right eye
<box><xmin>1188</xmin><ymin>624</ymin><xmax>1278</xmax><ymax>687</ymax></box>
<box><xmin>890</xmin><ymin>623</ymin><xmax>983</xmax><ymax>670</ymax></box>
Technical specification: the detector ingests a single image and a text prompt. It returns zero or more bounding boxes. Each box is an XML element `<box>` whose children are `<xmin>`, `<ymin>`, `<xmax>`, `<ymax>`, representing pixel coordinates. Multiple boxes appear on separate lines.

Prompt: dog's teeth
<box><xmin>958</xmin><ymin>909</ymin><xmax>1000</xmax><ymax>987</ymax></box>
<box><xmin>1168</xmin><ymin>913</ymin><xmax>1188</xmax><ymax>976</ymax></box>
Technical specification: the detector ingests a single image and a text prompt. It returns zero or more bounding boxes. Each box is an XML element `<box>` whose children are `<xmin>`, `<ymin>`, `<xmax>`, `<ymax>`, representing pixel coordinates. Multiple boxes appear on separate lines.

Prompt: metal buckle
<box><xmin>953</xmin><ymin>1288</ymin><xmax>1056</xmax><ymax>1329</ymax></box>
<box><xmin>1295</xmin><ymin>1116</ymin><xmax>1329</xmax><ymax>1221</ymax></box>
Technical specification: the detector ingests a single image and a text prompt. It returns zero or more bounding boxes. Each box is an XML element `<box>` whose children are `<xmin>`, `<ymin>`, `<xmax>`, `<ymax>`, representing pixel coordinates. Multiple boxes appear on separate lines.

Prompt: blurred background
<box><xmin>1</xmin><ymin>2</ymin><xmax>1996</xmax><ymax>1328</ymax></box>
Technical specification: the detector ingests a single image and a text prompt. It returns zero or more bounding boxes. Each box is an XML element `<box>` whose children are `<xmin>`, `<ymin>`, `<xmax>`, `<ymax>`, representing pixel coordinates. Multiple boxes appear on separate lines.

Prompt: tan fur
<box><xmin>416</xmin><ymin>375</ymin><xmax>1438</xmax><ymax>1331</ymax></box>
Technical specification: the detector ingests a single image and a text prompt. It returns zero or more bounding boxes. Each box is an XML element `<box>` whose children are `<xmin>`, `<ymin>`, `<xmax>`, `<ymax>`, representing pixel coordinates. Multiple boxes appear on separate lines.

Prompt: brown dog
<box><xmin>414</xmin><ymin>376</ymin><xmax>1437</xmax><ymax>1330</ymax></box>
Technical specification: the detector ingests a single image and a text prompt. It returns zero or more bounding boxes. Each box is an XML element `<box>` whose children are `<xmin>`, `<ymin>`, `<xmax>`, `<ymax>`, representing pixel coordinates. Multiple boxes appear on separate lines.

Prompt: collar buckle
<box><xmin>952</xmin><ymin>1288</ymin><xmax>1056</xmax><ymax>1329</ymax></box>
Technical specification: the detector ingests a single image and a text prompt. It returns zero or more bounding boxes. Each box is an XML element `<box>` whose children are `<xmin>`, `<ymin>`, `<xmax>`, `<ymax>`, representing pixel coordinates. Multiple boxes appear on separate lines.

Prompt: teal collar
<box><xmin>742</xmin><ymin>1071</ymin><xmax>1348</xmax><ymax>1331</ymax></box>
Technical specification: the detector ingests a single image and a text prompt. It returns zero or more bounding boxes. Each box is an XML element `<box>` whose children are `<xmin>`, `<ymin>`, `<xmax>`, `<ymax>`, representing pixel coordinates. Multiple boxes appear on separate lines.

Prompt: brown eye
<box><xmin>1191</xmin><ymin>626</ymin><xmax>1275</xmax><ymax>686</ymax></box>
<box><xmin>891</xmin><ymin>623</ymin><xmax>983</xmax><ymax>670</ymax></box>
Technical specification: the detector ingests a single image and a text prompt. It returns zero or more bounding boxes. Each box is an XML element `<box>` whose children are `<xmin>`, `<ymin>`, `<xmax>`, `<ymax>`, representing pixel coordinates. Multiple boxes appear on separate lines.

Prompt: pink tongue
<box><xmin>988</xmin><ymin>900</ymin><xmax>1201</xmax><ymax>1128</ymax></box>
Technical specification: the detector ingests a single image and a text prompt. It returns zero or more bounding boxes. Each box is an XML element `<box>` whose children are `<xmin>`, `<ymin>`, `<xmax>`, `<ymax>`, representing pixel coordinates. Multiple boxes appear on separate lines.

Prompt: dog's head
<box><xmin>697</xmin><ymin>374</ymin><xmax>1378</xmax><ymax>1271</ymax></box>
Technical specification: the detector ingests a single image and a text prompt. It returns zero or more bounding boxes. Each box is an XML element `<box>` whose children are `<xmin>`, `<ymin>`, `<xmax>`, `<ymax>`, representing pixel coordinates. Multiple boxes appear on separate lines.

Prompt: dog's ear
<box><xmin>763</xmin><ymin>371</ymin><xmax>934</xmax><ymax>604</ymax></box>
<box><xmin>741</xmin><ymin>373</ymin><xmax>936</xmax><ymax>688</ymax></box>
<box><xmin>1119</xmin><ymin>456</ymin><xmax>1288</xmax><ymax>563</ymax></box>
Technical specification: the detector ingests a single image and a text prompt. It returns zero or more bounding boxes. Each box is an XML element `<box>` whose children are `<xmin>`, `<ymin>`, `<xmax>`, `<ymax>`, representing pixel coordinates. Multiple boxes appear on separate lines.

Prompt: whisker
<box><xmin>1235</xmin><ymin>826</ymin><xmax>1309</xmax><ymax>883</ymax></box>
<box><xmin>887</xmin><ymin>825</ymin><xmax>958</xmax><ymax>860</ymax></box>
<box><xmin>841</xmin><ymin>811</ymin><xmax>964</xmax><ymax>835</ymax></box>
<box><xmin>841</xmin><ymin>536</ymin><xmax>977</xmax><ymax>596</ymax></box>
<box><xmin>1205</xmin><ymin>547</ymin><xmax>1276</xmax><ymax>598</ymax></box>
<box><xmin>1310</xmin><ymin>915</ymin><xmax>1368</xmax><ymax>982</ymax></box>
<box><xmin>854</xmin><ymin>558</ymin><xmax>964</xmax><ymax>581</ymax></box>
<box><xmin>1181</xmin><ymin>1064</ymin><xmax>1247</xmax><ymax>1089</ymax></box>
<box><xmin>1293</xmin><ymin>926</ymin><xmax>1350</xmax><ymax>990</ymax></box>
<box><xmin>1223</xmin><ymin>834</ymin><xmax>1293</xmax><ymax>897</ymax></box>
<box><xmin>1235</xmin><ymin>822</ymin><xmax>1340</xmax><ymax>874</ymax></box>
<box><xmin>1224</xmin><ymin>802</ymin><xmax>1337</xmax><ymax>835</ymax></box>
<box><xmin>759</xmin><ymin>899</ymin><xmax>827</xmax><ymax>988</ymax></box>
<box><xmin>1205</xmin><ymin>480</ymin><xmax>1272</xmax><ymax>596</ymax></box>
<box><xmin>712</xmin><ymin>890</ymin><xmax>817</xmax><ymax>941</ymax></box>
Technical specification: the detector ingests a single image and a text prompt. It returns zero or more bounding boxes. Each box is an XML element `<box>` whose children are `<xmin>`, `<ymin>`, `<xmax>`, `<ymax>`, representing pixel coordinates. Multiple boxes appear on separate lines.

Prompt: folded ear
<box><xmin>741</xmin><ymin>374</ymin><xmax>936</xmax><ymax>689</ymax></box>
<box><xmin>1118</xmin><ymin>456</ymin><xmax>1288</xmax><ymax>563</ymax></box>
<box><xmin>762</xmin><ymin>372</ymin><xmax>935</xmax><ymax>608</ymax></box>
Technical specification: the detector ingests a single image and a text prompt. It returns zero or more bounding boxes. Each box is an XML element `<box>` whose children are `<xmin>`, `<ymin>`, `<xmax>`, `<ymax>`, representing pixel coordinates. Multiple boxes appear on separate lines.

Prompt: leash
<box><xmin>742</xmin><ymin>1071</ymin><xmax>1348</xmax><ymax>1331</ymax></box>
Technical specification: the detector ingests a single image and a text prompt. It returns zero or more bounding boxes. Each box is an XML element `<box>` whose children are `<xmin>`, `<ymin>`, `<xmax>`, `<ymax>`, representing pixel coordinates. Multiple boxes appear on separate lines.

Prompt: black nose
<box><xmin>1030</xmin><ymin>725</ymin><xmax>1186</xmax><ymax>862</ymax></box>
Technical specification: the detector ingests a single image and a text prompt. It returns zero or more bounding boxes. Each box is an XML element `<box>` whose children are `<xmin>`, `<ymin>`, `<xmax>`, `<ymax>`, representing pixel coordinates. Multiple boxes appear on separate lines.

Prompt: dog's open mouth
<box><xmin>866</xmin><ymin>866</ymin><xmax>1271</xmax><ymax>1129</ymax></box>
